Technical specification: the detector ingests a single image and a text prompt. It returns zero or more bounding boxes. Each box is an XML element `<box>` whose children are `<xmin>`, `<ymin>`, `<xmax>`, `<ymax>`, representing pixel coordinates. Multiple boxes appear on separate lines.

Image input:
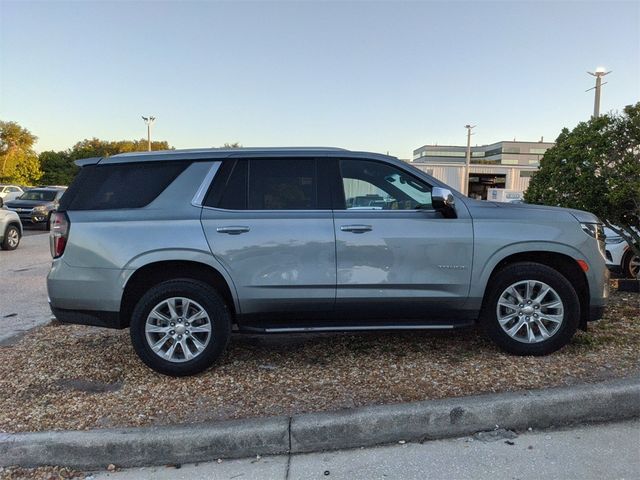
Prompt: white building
<box><xmin>410</xmin><ymin>140</ymin><xmax>554</xmax><ymax>200</ymax></box>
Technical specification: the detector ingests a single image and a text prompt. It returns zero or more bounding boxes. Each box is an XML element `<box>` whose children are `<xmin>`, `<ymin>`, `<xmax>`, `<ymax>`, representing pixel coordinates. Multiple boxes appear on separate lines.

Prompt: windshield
<box><xmin>18</xmin><ymin>190</ymin><xmax>58</xmax><ymax>202</ymax></box>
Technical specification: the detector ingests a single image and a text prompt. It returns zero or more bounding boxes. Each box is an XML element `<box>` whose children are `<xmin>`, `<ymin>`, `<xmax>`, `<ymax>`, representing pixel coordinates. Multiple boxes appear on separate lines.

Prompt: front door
<box><xmin>333</xmin><ymin>158</ymin><xmax>473</xmax><ymax>322</ymax></box>
<box><xmin>200</xmin><ymin>158</ymin><xmax>336</xmax><ymax>319</ymax></box>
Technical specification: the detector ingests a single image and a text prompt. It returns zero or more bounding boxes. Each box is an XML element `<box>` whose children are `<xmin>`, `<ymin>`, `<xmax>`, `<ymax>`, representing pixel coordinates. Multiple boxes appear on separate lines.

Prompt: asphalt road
<box><xmin>92</xmin><ymin>420</ymin><xmax>640</xmax><ymax>480</ymax></box>
<box><xmin>0</xmin><ymin>229</ymin><xmax>51</xmax><ymax>344</ymax></box>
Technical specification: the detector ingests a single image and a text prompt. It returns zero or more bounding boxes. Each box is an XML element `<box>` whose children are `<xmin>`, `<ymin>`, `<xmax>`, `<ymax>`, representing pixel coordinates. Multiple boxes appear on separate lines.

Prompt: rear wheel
<box><xmin>481</xmin><ymin>262</ymin><xmax>580</xmax><ymax>356</ymax></box>
<box><xmin>130</xmin><ymin>279</ymin><xmax>231</xmax><ymax>376</ymax></box>
<box><xmin>1</xmin><ymin>224</ymin><xmax>21</xmax><ymax>250</ymax></box>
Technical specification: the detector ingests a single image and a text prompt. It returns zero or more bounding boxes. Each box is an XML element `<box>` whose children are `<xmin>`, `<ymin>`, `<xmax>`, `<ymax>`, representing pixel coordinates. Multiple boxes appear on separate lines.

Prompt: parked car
<box><xmin>47</xmin><ymin>148</ymin><xmax>609</xmax><ymax>376</ymax></box>
<box><xmin>5</xmin><ymin>187</ymin><xmax>66</xmax><ymax>230</ymax></box>
<box><xmin>604</xmin><ymin>227</ymin><xmax>639</xmax><ymax>278</ymax></box>
<box><xmin>0</xmin><ymin>185</ymin><xmax>25</xmax><ymax>203</ymax></box>
<box><xmin>0</xmin><ymin>199</ymin><xmax>22</xmax><ymax>250</ymax></box>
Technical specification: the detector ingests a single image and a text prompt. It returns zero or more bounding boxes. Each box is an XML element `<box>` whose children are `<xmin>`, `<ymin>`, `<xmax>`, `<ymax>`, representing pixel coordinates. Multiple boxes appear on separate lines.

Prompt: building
<box><xmin>411</xmin><ymin>140</ymin><xmax>555</xmax><ymax>200</ymax></box>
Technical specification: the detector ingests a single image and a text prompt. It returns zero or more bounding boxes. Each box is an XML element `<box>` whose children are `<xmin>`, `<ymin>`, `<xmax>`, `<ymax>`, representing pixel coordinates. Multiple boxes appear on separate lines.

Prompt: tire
<box><xmin>481</xmin><ymin>262</ymin><xmax>580</xmax><ymax>356</ymax></box>
<box><xmin>130</xmin><ymin>279</ymin><xmax>231</xmax><ymax>376</ymax></box>
<box><xmin>622</xmin><ymin>250</ymin><xmax>640</xmax><ymax>279</ymax></box>
<box><xmin>1</xmin><ymin>224</ymin><xmax>21</xmax><ymax>250</ymax></box>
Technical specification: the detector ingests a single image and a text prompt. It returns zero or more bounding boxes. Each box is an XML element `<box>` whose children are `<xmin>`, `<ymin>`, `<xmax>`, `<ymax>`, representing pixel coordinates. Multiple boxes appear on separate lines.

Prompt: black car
<box><xmin>5</xmin><ymin>187</ymin><xmax>66</xmax><ymax>229</ymax></box>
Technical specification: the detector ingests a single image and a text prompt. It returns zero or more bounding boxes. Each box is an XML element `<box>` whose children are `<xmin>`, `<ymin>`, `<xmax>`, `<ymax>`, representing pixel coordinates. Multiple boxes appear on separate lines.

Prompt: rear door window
<box><xmin>205</xmin><ymin>158</ymin><xmax>329</xmax><ymax>210</ymax></box>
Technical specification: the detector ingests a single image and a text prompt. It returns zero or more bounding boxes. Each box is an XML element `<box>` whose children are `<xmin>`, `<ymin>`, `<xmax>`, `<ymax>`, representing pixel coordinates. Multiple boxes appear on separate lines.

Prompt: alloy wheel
<box><xmin>7</xmin><ymin>228</ymin><xmax>19</xmax><ymax>248</ymax></box>
<box><xmin>628</xmin><ymin>254</ymin><xmax>640</xmax><ymax>278</ymax></box>
<box><xmin>496</xmin><ymin>280</ymin><xmax>564</xmax><ymax>344</ymax></box>
<box><xmin>145</xmin><ymin>297</ymin><xmax>212</xmax><ymax>363</ymax></box>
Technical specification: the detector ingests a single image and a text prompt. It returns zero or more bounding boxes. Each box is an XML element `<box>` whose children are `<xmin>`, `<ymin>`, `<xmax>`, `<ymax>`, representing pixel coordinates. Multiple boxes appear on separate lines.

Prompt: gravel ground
<box><xmin>0</xmin><ymin>281</ymin><xmax>637</xmax><ymax>435</ymax></box>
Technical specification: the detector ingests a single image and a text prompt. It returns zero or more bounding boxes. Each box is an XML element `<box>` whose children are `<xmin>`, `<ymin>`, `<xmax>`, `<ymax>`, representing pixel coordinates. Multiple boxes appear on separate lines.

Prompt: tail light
<box><xmin>50</xmin><ymin>212</ymin><xmax>69</xmax><ymax>258</ymax></box>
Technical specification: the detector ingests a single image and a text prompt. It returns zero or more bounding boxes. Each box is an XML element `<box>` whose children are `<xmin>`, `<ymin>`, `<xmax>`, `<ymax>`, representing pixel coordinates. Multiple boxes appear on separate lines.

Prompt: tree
<box><xmin>0</xmin><ymin>121</ymin><xmax>43</xmax><ymax>185</ymax></box>
<box><xmin>221</xmin><ymin>142</ymin><xmax>242</xmax><ymax>148</ymax></box>
<box><xmin>39</xmin><ymin>151</ymin><xmax>78</xmax><ymax>186</ymax></box>
<box><xmin>69</xmin><ymin>138</ymin><xmax>172</xmax><ymax>159</ymax></box>
<box><xmin>525</xmin><ymin>103</ymin><xmax>640</xmax><ymax>266</ymax></box>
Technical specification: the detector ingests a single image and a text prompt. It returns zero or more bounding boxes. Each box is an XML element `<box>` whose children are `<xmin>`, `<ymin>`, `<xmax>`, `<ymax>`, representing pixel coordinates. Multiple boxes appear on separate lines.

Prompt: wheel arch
<box><xmin>6</xmin><ymin>221</ymin><xmax>22</xmax><ymax>234</ymax></box>
<box><xmin>120</xmin><ymin>259</ymin><xmax>239</xmax><ymax>328</ymax></box>
<box><xmin>481</xmin><ymin>250</ymin><xmax>590</xmax><ymax>330</ymax></box>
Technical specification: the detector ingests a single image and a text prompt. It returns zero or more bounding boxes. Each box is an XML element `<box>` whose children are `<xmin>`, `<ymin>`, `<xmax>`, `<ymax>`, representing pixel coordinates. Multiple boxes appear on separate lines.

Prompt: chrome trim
<box><xmin>201</xmin><ymin>205</ymin><xmax>333</xmax><ymax>214</ymax></box>
<box><xmin>191</xmin><ymin>162</ymin><xmax>221</xmax><ymax>207</ymax></box>
<box><xmin>201</xmin><ymin>205</ymin><xmax>437</xmax><ymax>214</ymax></box>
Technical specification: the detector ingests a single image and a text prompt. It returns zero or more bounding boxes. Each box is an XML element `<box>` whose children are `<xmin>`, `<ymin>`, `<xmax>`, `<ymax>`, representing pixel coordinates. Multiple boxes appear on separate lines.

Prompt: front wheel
<box><xmin>481</xmin><ymin>262</ymin><xmax>580</xmax><ymax>356</ymax></box>
<box><xmin>130</xmin><ymin>279</ymin><xmax>231</xmax><ymax>376</ymax></box>
<box><xmin>622</xmin><ymin>251</ymin><xmax>640</xmax><ymax>279</ymax></box>
<box><xmin>1</xmin><ymin>224</ymin><xmax>21</xmax><ymax>250</ymax></box>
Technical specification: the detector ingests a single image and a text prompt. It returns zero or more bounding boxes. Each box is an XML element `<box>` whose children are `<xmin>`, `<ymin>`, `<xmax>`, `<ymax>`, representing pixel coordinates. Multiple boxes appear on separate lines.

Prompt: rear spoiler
<box><xmin>74</xmin><ymin>157</ymin><xmax>102</xmax><ymax>167</ymax></box>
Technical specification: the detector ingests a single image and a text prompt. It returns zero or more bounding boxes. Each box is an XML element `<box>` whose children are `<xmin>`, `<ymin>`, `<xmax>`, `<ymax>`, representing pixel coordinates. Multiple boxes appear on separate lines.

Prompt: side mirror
<box><xmin>432</xmin><ymin>187</ymin><xmax>456</xmax><ymax>218</ymax></box>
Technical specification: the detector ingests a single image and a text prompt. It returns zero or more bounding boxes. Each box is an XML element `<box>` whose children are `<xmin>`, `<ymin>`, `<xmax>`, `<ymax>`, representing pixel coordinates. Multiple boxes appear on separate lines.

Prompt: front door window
<box><xmin>339</xmin><ymin>159</ymin><xmax>432</xmax><ymax>210</ymax></box>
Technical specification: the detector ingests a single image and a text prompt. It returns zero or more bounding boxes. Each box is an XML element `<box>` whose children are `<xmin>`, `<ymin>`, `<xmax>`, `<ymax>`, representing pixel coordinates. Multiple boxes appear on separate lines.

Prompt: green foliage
<box><xmin>39</xmin><ymin>151</ymin><xmax>79</xmax><ymax>186</ymax></box>
<box><xmin>69</xmin><ymin>138</ymin><xmax>172</xmax><ymax>159</ymax></box>
<box><xmin>0</xmin><ymin>121</ymin><xmax>43</xmax><ymax>185</ymax></box>
<box><xmin>525</xmin><ymin>103</ymin><xmax>640</xmax><ymax>261</ymax></box>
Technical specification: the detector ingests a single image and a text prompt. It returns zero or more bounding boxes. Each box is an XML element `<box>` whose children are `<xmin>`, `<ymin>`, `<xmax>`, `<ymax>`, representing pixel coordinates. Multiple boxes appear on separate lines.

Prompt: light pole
<box><xmin>463</xmin><ymin>124</ymin><xmax>476</xmax><ymax>196</ymax></box>
<box><xmin>586</xmin><ymin>68</ymin><xmax>611</xmax><ymax>118</ymax></box>
<box><xmin>142</xmin><ymin>116</ymin><xmax>156</xmax><ymax>151</ymax></box>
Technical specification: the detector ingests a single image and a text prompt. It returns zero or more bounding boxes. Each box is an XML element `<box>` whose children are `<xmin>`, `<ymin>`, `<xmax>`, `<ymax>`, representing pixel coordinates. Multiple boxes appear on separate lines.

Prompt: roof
<box><xmin>78</xmin><ymin>147</ymin><xmax>397</xmax><ymax>166</ymax></box>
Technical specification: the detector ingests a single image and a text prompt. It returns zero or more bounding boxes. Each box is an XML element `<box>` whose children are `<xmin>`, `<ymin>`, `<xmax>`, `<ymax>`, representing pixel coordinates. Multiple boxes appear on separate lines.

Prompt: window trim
<box><xmin>191</xmin><ymin>161</ymin><xmax>221</xmax><ymax>207</ymax></box>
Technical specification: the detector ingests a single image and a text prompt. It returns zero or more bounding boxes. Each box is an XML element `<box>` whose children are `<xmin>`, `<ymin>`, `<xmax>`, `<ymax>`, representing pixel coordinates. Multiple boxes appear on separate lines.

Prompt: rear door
<box><xmin>200</xmin><ymin>157</ymin><xmax>336</xmax><ymax>320</ymax></box>
<box><xmin>332</xmin><ymin>158</ymin><xmax>474</xmax><ymax>322</ymax></box>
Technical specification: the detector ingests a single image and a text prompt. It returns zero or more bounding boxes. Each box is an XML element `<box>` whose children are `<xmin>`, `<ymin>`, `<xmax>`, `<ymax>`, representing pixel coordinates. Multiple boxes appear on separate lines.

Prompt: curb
<box><xmin>1</xmin><ymin>376</ymin><xmax>639</xmax><ymax>469</ymax></box>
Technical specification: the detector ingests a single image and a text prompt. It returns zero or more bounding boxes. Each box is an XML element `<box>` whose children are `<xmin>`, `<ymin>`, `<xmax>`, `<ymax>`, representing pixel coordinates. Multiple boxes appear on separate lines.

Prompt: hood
<box><xmin>5</xmin><ymin>199</ymin><xmax>54</xmax><ymax>208</ymax></box>
<box><xmin>462</xmin><ymin>198</ymin><xmax>601</xmax><ymax>224</ymax></box>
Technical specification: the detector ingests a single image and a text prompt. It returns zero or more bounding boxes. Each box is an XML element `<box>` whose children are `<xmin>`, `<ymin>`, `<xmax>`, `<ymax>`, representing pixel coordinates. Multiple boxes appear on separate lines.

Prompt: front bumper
<box><xmin>11</xmin><ymin>212</ymin><xmax>48</xmax><ymax>224</ymax></box>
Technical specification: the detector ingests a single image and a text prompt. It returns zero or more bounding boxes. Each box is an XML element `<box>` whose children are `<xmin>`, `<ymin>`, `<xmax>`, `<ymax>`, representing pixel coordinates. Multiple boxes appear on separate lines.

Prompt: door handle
<box><xmin>216</xmin><ymin>226</ymin><xmax>250</xmax><ymax>235</ymax></box>
<box><xmin>340</xmin><ymin>224</ymin><xmax>372</xmax><ymax>233</ymax></box>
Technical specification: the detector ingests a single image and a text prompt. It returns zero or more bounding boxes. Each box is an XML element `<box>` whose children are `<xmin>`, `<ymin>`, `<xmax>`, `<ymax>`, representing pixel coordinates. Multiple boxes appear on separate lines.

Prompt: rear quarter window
<box><xmin>59</xmin><ymin>161</ymin><xmax>189</xmax><ymax>211</ymax></box>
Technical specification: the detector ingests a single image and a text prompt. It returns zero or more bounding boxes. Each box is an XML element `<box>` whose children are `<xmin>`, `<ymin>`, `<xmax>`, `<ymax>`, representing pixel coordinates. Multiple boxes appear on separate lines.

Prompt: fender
<box><xmin>470</xmin><ymin>240</ymin><xmax>589</xmax><ymax>300</ymax></box>
<box><xmin>120</xmin><ymin>248</ymin><xmax>241</xmax><ymax>314</ymax></box>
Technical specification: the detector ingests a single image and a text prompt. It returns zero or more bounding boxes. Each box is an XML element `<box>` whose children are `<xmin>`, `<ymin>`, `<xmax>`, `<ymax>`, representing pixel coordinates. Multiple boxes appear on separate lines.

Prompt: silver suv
<box><xmin>0</xmin><ymin>200</ymin><xmax>22</xmax><ymax>251</ymax></box>
<box><xmin>47</xmin><ymin>148</ymin><xmax>609</xmax><ymax>376</ymax></box>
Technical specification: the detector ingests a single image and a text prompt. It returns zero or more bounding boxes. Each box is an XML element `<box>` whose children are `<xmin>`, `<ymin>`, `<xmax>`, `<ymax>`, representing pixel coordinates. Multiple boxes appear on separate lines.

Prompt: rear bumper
<box><xmin>50</xmin><ymin>306</ymin><xmax>126</xmax><ymax>329</ymax></box>
<box><xmin>47</xmin><ymin>259</ymin><xmax>128</xmax><ymax>312</ymax></box>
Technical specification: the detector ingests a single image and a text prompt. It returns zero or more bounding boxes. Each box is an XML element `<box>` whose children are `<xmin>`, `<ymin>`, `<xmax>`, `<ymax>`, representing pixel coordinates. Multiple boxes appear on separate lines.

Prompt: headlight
<box><xmin>581</xmin><ymin>222</ymin><xmax>606</xmax><ymax>255</ymax></box>
<box><xmin>605</xmin><ymin>235</ymin><xmax>624</xmax><ymax>244</ymax></box>
<box><xmin>32</xmin><ymin>206</ymin><xmax>47</xmax><ymax>213</ymax></box>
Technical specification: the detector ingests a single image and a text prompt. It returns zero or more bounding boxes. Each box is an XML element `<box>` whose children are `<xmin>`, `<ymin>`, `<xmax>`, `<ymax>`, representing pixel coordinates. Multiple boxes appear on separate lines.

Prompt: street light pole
<box><xmin>586</xmin><ymin>68</ymin><xmax>611</xmax><ymax>118</ymax></box>
<box><xmin>141</xmin><ymin>116</ymin><xmax>156</xmax><ymax>151</ymax></box>
<box><xmin>463</xmin><ymin>124</ymin><xmax>476</xmax><ymax>196</ymax></box>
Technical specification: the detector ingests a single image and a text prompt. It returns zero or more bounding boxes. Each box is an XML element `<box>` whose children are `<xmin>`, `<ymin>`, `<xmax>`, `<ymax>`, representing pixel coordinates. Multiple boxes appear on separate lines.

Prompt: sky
<box><xmin>0</xmin><ymin>0</ymin><xmax>638</xmax><ymax>159</ymax></box>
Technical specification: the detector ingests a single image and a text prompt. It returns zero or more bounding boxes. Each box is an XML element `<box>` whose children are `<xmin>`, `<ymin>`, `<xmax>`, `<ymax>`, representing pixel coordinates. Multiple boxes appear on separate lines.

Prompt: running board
<box><xmin>237</xmin><ymin>320</ymin><xmax>474</xmax><ymax>334</ymax></box>
<box><xmin>262</xmin><ymin>324</ymin><xmax>455</xmax><ymax>333</ymax></box>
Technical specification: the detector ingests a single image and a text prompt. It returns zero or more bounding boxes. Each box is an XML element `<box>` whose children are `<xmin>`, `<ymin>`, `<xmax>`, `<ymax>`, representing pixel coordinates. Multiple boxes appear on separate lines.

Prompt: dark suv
<box><xmin>48</xmin><ymin>148</ymin><xmax>608</xmax><ymax>376</ymax></box>
<box><xmin>6</xmin><ymin>187</ymin><xmax>66</xmax><ymax>229</ymax></box>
